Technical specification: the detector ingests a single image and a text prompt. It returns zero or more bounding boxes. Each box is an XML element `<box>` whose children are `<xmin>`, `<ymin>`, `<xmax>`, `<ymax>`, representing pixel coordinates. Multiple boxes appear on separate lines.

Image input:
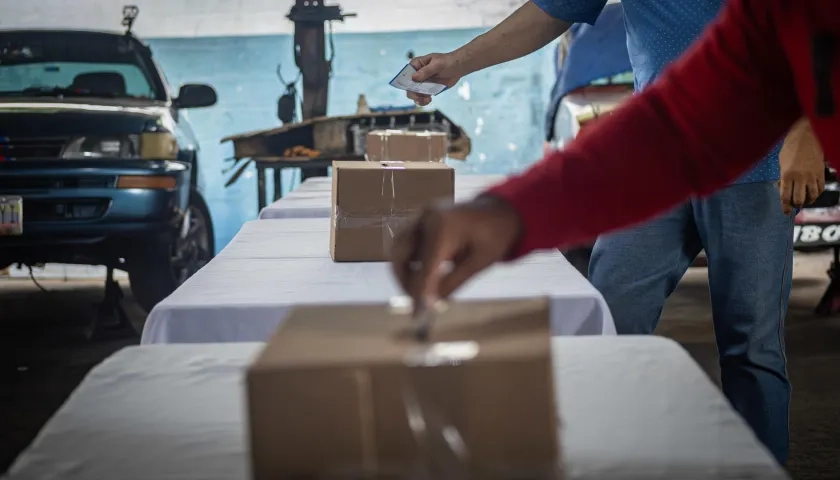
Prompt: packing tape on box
<box><xmin>334</xmin><ymin>210</ymin><xmax>416</xmax><ymax>252</ymax></box>
<box><xmin>321</xmin><ymin>353</ymin><xmax>560</xmax><ymax>478</ymax></box>
<box><xmin>334</xmin><ymin>164</ymin><xmax>417</xmax><ymax>252</ymax></box>
<box><xmin>391</xmin><ymin>295</ymin><xmax>446</xmax><ymax>341</ymax></box>
<box><xmin>311</xmin><ymin>297</ymin><xmax>560</xmax><ymax>479</ymax></box>
<box><xmin>328</xmin><ymin>337</ymin><xmax>560</xmax><ymax>478</ymax></box>
<box><xmin>368</xmin><ymin>129</ymin><xmax>445</xmax><ymax>163</ymax></box>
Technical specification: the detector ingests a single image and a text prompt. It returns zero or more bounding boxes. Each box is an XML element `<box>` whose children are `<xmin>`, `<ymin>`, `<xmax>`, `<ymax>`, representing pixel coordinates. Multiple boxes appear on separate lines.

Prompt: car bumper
<box><xmin>0</xmin><ymin>159</ymin><xmax>190</xmax><ymax>262</ymax></box>
<box><xmin>792</xmin><ymin>187</ymin><xmax>840</xmax><ymax>248</ymax></box>
<box><xmin>794</xmin><ymin>210</ymin><xmax>840</xmax><ymax>248</ymax></box>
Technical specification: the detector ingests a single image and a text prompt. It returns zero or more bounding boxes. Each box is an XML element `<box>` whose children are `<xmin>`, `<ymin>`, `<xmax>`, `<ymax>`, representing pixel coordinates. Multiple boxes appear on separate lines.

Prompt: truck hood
<box><xmin>0</xmin><ymin>98</ymin><xmax>172</xmax><ymax>137</ymax></box>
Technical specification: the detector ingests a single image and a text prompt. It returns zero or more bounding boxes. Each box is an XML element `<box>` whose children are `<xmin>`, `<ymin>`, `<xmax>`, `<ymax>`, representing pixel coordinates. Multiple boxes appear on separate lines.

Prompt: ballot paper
<box><xmin>389</xmin><ymin>63</ymin><xmax>448</xmax><ymax>96</ymax></box>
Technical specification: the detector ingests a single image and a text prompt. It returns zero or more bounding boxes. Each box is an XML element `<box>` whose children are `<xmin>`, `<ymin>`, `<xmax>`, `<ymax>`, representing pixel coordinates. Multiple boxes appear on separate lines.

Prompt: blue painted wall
<box><xmin>146</xmin><ymin>29</ymin><xmax>555</xmax><ymax>251</ymax></box>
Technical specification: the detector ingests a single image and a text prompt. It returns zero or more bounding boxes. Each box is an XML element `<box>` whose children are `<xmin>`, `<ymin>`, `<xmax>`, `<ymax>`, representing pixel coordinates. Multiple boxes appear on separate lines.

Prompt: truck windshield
<box><xmin>0</xmin><ymin>62</ymin><xmax>157</xmax><ymax>99</ymax></box>
<box><xmin>0</xmin><ymin>31</ymin><xmax>163</xmax><ymax>100</ymax></box>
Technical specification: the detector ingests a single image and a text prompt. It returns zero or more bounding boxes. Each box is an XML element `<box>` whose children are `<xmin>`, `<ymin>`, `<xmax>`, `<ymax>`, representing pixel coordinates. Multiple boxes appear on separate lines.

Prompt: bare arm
<box><xmin>454</xmin><ymin>1</ymin><xmax>571</xmax><ymax>75</ymax></box>
<box><xmin>408</xmin><ymin>1</ymin><xmax>582</xmax><ymax>104</ymax></box>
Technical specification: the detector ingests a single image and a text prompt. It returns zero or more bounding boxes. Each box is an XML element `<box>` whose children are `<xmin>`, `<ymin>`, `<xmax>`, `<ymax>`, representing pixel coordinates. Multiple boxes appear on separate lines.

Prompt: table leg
<box><xmin>257</xmin><ymin>166</ymin><xmax>267</xmax><ymax>213</ymax></box>
<box><xmin>815</xmin><ymin>246</ymin><xmax>840</xmax><ymax>316</ymax></box>
<box><xmin>273</xmin><ymin>167</ymin><xmax>283</xmax><ymax>201</ymax></box>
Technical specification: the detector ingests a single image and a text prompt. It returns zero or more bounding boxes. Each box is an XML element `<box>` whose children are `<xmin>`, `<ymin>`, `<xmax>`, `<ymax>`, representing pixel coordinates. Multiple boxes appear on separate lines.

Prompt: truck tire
<box><xmin>129</xmin><ymin>195</ymin><xmax>214</xmax><ymax>313</ymax></box>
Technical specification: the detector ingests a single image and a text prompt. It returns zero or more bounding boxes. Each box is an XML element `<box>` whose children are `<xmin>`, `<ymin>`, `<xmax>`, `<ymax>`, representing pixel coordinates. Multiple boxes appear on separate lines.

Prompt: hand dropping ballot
<box><xmin>389</xmin><ymin>63</ymin><xmax>447</xmax><ymax>96</ymax></box>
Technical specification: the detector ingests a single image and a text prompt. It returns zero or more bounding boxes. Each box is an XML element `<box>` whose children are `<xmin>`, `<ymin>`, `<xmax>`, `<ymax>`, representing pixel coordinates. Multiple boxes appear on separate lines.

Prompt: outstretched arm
<box><xmin>406</xmin><ymin>0</ymin><xmax>604</xmax><ymax>104</ymax></box>
<box><xmin>451</xmin><ymin>1</ymin><xmax>573</xmax><ymax>76</ymax></box>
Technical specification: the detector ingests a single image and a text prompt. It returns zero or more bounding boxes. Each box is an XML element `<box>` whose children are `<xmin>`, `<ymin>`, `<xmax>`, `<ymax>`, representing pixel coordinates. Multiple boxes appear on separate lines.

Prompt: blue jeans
<box><xmin>588</xmin><ymin>181</ymin><xmax>792</xmax><ymax>465</ymax></box>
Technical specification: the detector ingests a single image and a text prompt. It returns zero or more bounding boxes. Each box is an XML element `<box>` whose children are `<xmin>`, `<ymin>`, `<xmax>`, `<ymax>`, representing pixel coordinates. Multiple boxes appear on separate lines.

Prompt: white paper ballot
<box><xmin>389</xmin><ymin>64</ymin><xmax>448</xmax><ymax>96</ymax></box>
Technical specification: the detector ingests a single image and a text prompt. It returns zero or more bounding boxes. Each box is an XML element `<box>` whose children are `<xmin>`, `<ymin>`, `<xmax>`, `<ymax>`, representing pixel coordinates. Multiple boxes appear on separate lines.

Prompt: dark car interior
<box><xmin>69</xmin><ymin>72</ymin><xmax>127</xmax><ymax>97</ymax></box>
<box><xmin>0</xmin><ymin>29</ymin><xmax>167</xmax><ymax>101</ymax></box>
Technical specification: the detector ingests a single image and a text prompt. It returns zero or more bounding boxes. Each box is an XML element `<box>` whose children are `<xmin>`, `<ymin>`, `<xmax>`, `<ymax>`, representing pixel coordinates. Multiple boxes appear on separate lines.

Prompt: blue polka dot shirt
<box><xmin>534</xmin><ymin>0</ymin><xmax>781</xmax><ymax>184</ymax></box>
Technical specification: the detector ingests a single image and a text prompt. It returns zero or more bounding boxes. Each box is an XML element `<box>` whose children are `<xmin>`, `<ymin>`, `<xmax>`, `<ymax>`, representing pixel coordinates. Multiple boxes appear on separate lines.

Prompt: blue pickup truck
<box><xmin>0</xmin><ymin>9</ymin><xmax>218</xmax><ymax>316</ymax></box>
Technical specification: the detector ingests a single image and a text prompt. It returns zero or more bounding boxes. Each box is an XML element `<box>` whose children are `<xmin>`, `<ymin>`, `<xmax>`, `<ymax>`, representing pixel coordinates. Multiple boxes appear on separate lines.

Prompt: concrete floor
<box><xmin>1</xmin><ymin>254</ymin><xmax>839</xmax><ymax>478</ymax></box>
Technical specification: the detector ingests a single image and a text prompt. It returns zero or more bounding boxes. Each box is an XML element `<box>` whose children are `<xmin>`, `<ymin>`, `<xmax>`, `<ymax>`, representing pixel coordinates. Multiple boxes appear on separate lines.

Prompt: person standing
<box><xmin>402</xmin><ymin>0</ymin><xmax>826</xmax><ymax>465</ymax></box>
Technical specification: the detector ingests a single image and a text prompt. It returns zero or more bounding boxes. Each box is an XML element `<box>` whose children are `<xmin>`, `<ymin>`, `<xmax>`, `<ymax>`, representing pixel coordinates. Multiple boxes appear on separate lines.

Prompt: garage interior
<box><xmin>2</xmin><ymin>1</ymin><xmax>840</xmax><ymax>479</ymax></box>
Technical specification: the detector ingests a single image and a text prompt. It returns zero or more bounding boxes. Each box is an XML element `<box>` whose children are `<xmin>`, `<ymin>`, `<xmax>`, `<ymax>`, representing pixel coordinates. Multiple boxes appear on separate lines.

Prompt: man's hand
<box><xmin>405</xmin><ymin>2</ymin><xmax>570</xmax><ymax>106</ymax></box>
<box><xmin>390</xmin><ymin>196</ymin><xmax>522</xmax><ymax>311</ymax></box>
<box><xmin>406</xmin><ymin>52</ymin><xmax>467</xmax><ymax>106</ymax></box>
<box><xmin>778</xmin><ymin>118</ymin><xmax>825</xmax><ymax>214</ymax></box>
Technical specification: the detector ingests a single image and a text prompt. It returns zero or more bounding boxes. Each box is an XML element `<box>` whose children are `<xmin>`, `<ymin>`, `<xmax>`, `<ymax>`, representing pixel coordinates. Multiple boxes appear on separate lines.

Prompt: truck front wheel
<box><xmin>129</xmin><ymin>195</ymin><xmax>214</xmax><ymax>312</ymax></box>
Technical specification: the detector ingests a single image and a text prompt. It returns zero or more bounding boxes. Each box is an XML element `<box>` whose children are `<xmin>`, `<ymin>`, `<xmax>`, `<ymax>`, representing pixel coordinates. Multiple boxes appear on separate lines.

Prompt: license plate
<box><xmin>793</xmin><ymin>223</ymin><xmax>840</xmax><ymax>247</ymax></box>
<box><xmin>0</xmin><ymin>195</ymin><xmax>23</xmax><ymax>236</ymax></box>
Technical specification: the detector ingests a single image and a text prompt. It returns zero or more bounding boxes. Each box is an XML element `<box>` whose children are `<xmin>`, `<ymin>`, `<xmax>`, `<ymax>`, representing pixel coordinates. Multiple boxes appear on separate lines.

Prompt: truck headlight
<box><xmin>62</xmin><ymin>135</ymin><xmax>139</xmax><ymax>159</ymax></box>
<box><xmin>61</xmin><ymin>133</ymin><xmax>177</xmax><ymax>160</ymax></box>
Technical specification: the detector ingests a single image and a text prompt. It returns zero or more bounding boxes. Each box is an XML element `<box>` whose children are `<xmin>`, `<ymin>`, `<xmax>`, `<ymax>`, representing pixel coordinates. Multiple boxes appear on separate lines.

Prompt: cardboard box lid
<box><xmin>366</xmin><ymin>130</ymin><xmax>448</xmax><ymax>163</ymax></box>
<box><xmin>252</xmin><ymin>298</ymin><xmax>551</xmax><ymax>369</ymax></box>
<box><xmin>248</xmin><ymin>298</ymin><xmax>559</xmax><ymax>478</ymax></box>
<box><xmin>333</xmin><ymin>161</ymin><xmax>454</xmax><ymax>215</ymax></box>
<box><xmin>334</xmin><ymin>160</ymin><xmax>451</xmax><ymax>171</ymax></box>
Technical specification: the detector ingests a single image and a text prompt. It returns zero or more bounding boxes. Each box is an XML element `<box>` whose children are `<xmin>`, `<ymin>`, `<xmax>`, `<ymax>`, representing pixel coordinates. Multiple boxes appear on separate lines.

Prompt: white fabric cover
<box><xmin>5</xmin><ymin>337</ymin><xmax>787</xmax><ymax>479</ymax></box>
<box><xmin>141</xmin><ymin>219</ymin><xmax>615</xmax><ymax>344</ymax></box>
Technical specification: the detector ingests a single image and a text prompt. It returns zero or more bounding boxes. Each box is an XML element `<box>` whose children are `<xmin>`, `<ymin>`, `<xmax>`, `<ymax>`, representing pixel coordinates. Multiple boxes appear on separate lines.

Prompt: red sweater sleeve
<box><xmin>487</xmin><ymin>0</ymin><xmax>801</xmax><ymax>257</ymax></box>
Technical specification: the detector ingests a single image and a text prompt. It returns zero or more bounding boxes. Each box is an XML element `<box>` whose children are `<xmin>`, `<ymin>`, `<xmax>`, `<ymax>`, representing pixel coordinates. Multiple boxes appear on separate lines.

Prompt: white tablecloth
<box><xmin>295</xmin><ymin>176</ymin><xmax>332</xmax><ymax>192</ymax></box>
<box><xmin>5</xmin><ymin>337</ymin><xmax>787</xmax><ymax>480</ymax></box>
<box><xmin>141</xmin><ymin>218</ymin><xmax>614</xmax><ymax>344</ymax></box>
<box><xmin>259</xmin><ymin>174</ymin><xmax>506</xmax><ymax>219</ymax></box>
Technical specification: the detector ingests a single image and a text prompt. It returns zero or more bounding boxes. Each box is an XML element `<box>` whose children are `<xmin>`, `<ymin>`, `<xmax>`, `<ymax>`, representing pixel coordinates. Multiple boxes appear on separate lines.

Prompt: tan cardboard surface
<box><xmin>330</xmin><ymin>161</ymin><xmax>454</xmax><ymax>262</ymax></box>
<box><xmin>247</xmin><ymin>298</ymin><xmax>559</xmax><ymax>479</ymax></box>
<box><xmin>366</xmin><ymin>130</ymin><xmax>448</xmax><ymax>163</ymax></box>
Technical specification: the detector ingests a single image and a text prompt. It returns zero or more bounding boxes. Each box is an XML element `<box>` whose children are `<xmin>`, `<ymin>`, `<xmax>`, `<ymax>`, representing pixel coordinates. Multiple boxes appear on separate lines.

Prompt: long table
<box><xmin>259</xmin><ymin>174</ymin><xmax>506</xmax><ymax>219</ymax></box>
<box><xmin>4</xmin><ymin>337</ymin><xmax>787</xmax><ymax>480</ymax></box>
<box><xmin>141</xmin><ymin>218</ymin><xmax>614</xmax><ymax>344</ymax></box>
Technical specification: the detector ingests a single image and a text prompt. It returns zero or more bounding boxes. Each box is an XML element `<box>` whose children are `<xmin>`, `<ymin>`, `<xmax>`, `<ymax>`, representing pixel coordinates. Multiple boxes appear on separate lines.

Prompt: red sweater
<box><xmin>487</xmin><ymin>0</ymin><xmax>840</xmax><ymax>257</ymax></box>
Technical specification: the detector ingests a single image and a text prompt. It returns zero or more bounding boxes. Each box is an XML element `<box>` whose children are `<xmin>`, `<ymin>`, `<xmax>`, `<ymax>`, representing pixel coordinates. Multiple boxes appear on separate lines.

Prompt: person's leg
<box><xmin>589</xmin><ymin>203</ymin><xmax>702</xmax><ymax>334</ymax></box>
<box><xmin>694</xmin><ymin>183</ymin><xmax>792</xmax><ymax>465</ymax></box>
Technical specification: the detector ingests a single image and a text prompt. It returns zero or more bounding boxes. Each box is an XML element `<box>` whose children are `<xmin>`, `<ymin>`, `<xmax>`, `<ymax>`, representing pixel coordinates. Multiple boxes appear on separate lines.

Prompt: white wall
<box><xmin>2</xmin><ymin>0</ymin><xmax>527</xmax><ymax>37</ymax></box>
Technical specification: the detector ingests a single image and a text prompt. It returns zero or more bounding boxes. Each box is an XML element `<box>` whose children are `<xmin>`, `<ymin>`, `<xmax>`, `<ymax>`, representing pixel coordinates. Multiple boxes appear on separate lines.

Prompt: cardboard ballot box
<box><xmin>246</xmin><ymin>298</ymin><xmax>560</xmax><ymax>480</ymax></box>
<box><xmin>366</xmin><ymin>130</ymin><xmax>448</xmax><ymax>163</ymax></box>
<box><xmin>330</xmin><ymin>161</ymin><xmax>454</xmax><ymax>262</ymax></box>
